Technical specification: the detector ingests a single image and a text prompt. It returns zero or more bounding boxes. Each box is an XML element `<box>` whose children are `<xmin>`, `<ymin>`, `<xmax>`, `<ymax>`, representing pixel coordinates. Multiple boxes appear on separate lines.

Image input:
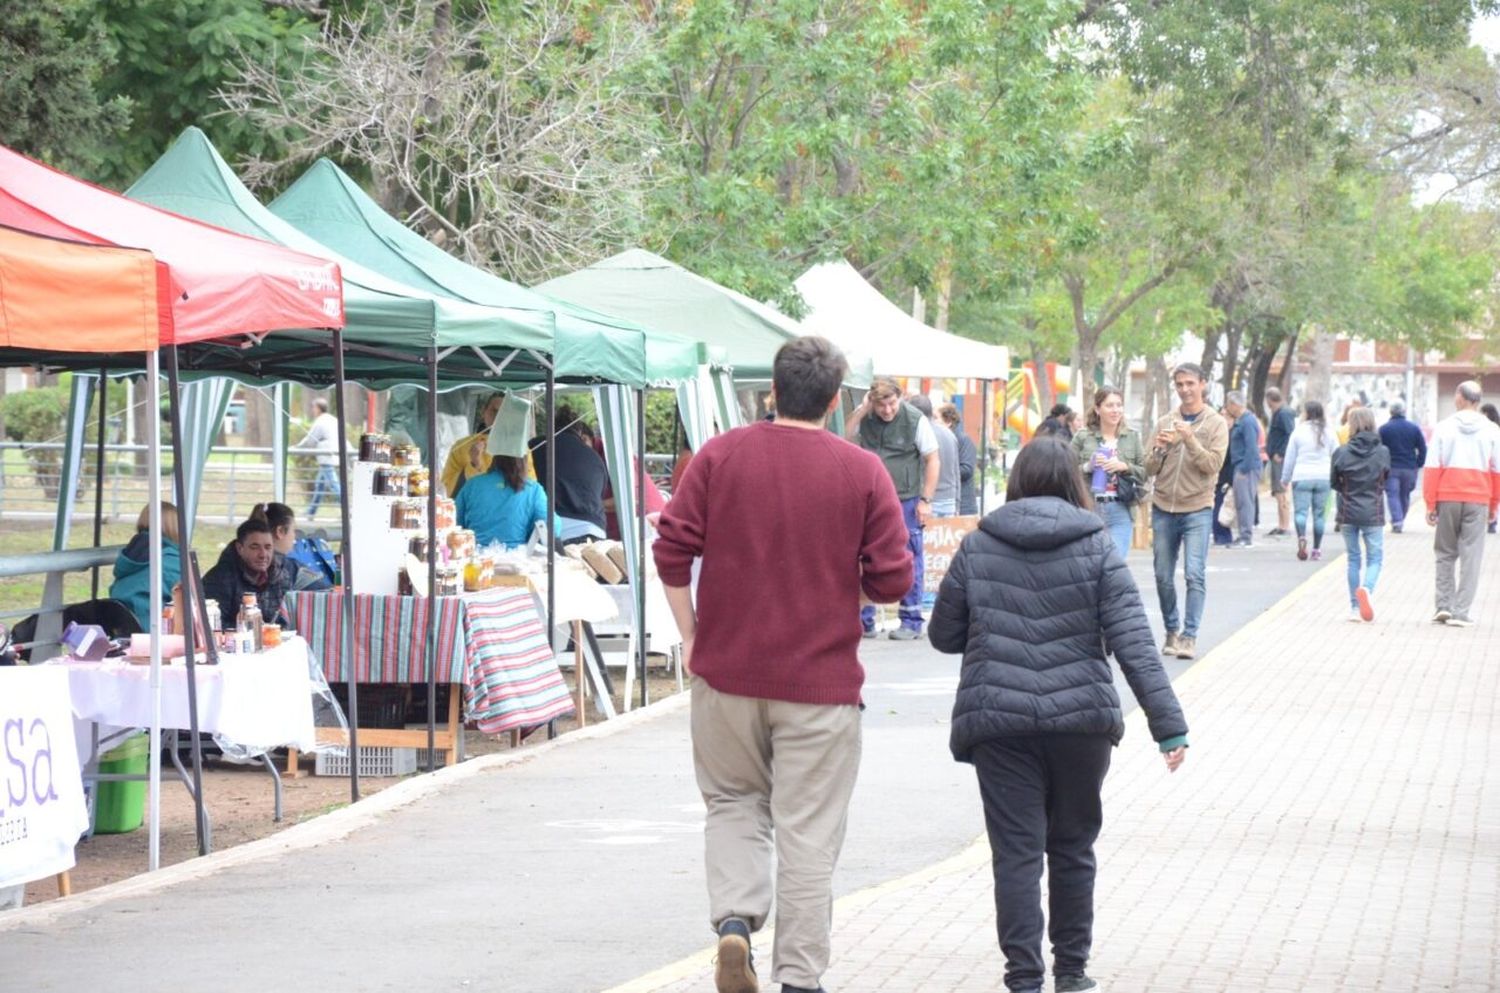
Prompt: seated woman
<box><xmin>456</xmin><ymin>454</ymin><xmax>561</xmax><ymax>549</ymax></box>
<box><xmin>251</xmin><ymin>501</ymin><xmax>332</xmax><ymax>590</ymax></box>
<box><xmin>109</xmin><ymin>501</ymin><xmax>182</xmax><ymax>633</ymax></box>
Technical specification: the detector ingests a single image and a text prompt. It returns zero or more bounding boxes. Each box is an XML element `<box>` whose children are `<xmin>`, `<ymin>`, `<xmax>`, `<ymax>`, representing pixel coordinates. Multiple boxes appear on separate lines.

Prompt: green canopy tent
<box><xmin>269</xmin><ymin>158</ymin><xmax>710</xmax><ymax>708</ymax></box>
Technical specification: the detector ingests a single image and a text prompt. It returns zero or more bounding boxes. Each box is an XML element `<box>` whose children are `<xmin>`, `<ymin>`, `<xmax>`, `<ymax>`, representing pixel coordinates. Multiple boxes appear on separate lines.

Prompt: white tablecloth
<box><xmin>51</xmin><ymin>636</ymin><xmax>318</xmax><ymax>753</ymax></box>
<box><xmin>0</xmin><ymin>666</ymin><xmax>89</xmax><ymax>888</ymax></box>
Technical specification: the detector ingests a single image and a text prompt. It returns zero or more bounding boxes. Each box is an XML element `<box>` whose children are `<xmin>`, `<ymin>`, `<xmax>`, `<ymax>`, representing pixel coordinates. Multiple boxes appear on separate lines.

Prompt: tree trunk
<box><xmin>933</xmin><ymin>256</ymin><xmax>952</xmax><ymax>331</ymax></box>
<box><xmin>1028</xmin><ymin>339</ymin><xmax>1053</xmax><ymax>418</ymax></box>
<box><xmin>1220</xmin><ymin>318</ymin><xmax>1245</xmax><ymax>393</ymax></box>
<box><xmin>1142</xmin><ymin>355</ymin><xmax>1170</xmax><ymax>435</ymax></box>
<box><xmin>1304</xmin><ymin>328</ymin><xmax>1336</xmax><ymax>404</ymax></box>
<box><xmin>1277</xmin><ymin>327</ymin><xmax>1300</xmax><ymax>396</ymax></box>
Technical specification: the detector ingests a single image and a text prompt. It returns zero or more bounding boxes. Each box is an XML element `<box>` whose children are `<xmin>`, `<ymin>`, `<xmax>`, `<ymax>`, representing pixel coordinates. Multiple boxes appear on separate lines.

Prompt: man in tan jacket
<box><xmin>1146</xmin><ymin>362</ymin><xmax>1228</xmax><ymax>660</ymax></box>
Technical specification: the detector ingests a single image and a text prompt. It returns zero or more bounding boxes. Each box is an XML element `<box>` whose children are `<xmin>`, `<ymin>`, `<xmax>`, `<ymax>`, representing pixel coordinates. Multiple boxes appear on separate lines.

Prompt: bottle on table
<box><xmin>237</xmin><ymin>593</ymin><xmax>264</xmax><ymax>654</ymax></box>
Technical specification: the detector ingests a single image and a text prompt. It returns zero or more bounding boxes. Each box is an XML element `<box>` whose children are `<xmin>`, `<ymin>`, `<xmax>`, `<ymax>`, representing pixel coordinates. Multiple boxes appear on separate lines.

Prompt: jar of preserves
<box><xmin>359</xmin><ymin>432</ymin><xmax>392</xmax><ymax>463</ymax></box>
<box><xmin>397</xmin><ymin>568</ymin><xmax>413</xmax><ymax>596</ymax></box>
<box><xmin>435</xmin><ymin>498</ymin><xmax>456</xmax><ymax>530</ymax></box>
<box><xmin>392</xmin><ymin>443</ymin><xmax>421</xmax><ymax>467</ymax></box>
<box><xmin>373</xmin><ymin>465</ymin><xmax>396</xmax><ymax>495</ymax></box>
<box><xmin>408</xmin><ymin>536</ymin><xmax>431</xmax><ymax>561</ymax></box>
<box><xmin>389</xmin><ymin>499</ymin><xmax>422</xmax><ymax>530</ymax></box>
<box><xmin>408</xmin><ymin>466</ymin><xmax>430</xmax><ymax>496</ymax></box>
<box><xmin>435</xmin><ymin>566</ymin><xmax>461</xmax><ymax>597</ymax></box>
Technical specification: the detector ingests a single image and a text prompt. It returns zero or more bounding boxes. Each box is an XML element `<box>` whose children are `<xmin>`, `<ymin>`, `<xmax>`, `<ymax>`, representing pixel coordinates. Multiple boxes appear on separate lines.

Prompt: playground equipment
<box><xmin>998</xmin><ymin>362</ymin><xmax>1072</xmax><ymax>443</ymax></box>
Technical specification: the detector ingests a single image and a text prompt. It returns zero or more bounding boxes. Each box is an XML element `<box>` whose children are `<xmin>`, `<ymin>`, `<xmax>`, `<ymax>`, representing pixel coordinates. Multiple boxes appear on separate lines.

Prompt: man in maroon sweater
<box><xmin>655</xmin><ymin>336</ymin><xmax>913</xmax><ymax>993</ymax></box>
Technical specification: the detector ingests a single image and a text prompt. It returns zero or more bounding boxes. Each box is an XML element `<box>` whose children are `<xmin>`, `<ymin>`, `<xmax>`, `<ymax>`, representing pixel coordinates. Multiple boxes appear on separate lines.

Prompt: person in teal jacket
<box><xmin>456</xmin><ymin>454</ymin><xmax>561</xmax><ymax>548</ymax></box>
<box><xmin>109</xmin><ymin>502</ymin><xmax>182</xmax><ymax>632</ymax></box>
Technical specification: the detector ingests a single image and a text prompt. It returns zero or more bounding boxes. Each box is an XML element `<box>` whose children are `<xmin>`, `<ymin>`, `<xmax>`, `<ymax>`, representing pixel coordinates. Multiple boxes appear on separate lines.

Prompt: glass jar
<box><xmin>359</xmin><ymin>432</ymin><xmax>391</xmax><ymax>463</ymax></box>
<box><xmin>408</xmin><ymin>466</ymin><xmax>430</xmax><ymax>496</ymax></box>
<box><xmin>435</xmin><ymin>566</ymin><xmax>461</xmax><ymax>597</ymax></box>
<box><xmin>435</xmin><ymin>498</ymin><xmax>456</xmax><ymax>530</ymax></box>
<box><xmin>392</xmin><ymin>444</ymin><xmax>421</xmax><ymax>467</ymax></box>
<box><xmin>373</xmin><ymin>465</ymin><xmax>396</xmax><ymax>495</ymax></box>
<box><xmin>408</xmin><ymin>536</ymin><xmax>431</xmax><ymax>561</ymax></box>
<box><xmin>390</xmin><ymin>499</ymin><xmax>422</xmax><ymax>530</ymax></box>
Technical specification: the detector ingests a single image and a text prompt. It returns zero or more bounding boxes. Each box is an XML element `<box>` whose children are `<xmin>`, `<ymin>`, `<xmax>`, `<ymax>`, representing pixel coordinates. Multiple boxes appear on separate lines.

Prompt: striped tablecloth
<box><xmin>284</xmin><ymin>587</ymin><xmax>575</xmax><ymax>735</ymax></box>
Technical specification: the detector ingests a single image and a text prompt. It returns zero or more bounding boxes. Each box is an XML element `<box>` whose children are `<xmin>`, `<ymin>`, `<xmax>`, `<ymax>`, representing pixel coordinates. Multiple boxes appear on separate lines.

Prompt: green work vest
<box><xmin>859</xmin><ymin>402</ymin><xmax>924</xmax><ymax>500</ymax></box>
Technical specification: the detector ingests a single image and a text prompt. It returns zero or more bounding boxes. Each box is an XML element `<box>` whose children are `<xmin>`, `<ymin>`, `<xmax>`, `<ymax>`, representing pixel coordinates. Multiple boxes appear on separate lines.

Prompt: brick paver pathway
<box><xmin>608</xmin><ymin>525</ymin><xmax>1500</xmax><ymax>993</ymax></box>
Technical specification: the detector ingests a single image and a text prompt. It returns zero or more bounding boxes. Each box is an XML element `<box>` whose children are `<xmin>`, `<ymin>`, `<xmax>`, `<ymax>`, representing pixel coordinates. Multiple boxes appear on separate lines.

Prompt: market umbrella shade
<box><xmin>0</xmin><ymin>142</ymin><xmax>343</xmax><ymax>343</ymax></box>
<box><xmin>0</xmin><ymin>225</ymin><xmax>165</xmax><ymax>351</ymax></box>
<box><xmin>126</xmin><ymin>128</ymin><xmax>558</xmax><ymax>388</ymax></box>
<box><xmin>271</xmin><ymin>159</ymin><xmax>701</xmax><ymax>386</ymax></box>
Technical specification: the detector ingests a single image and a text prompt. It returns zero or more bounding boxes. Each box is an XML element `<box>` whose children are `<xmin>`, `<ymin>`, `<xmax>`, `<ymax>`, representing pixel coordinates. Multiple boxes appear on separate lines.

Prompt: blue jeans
<box><xmin>1385</xmin><ymin>467</ymin><xmax>1418</xmax><ymax>528</ymax></box>
<box><xmin>1292</xmin><ymin>480</ymin><xmax>1331</xmax><ymax>547</ymax></box>
<box><xmin>1095</xmin><ymin>498</ymin><xmax>1133</xmax><ymax>559</ymax></box>
<box><xmin>1152</xmin><ymin>507</ymin><xmax>1211</xmax><ymax>638</ymax></box>
<box><xmin>307</xmin><ymin>463</ymin><xmax>342</xmax><ymax>519</ymax></box>
<box><xmin>1341</xmin><ymin>525</ymin><xmax>1384</xmax><ymax>608</ymax></box>
<box><xmin>863</xmin><ymin>496</ymin><xmax>925</xmax><ymax>631</ymax></box>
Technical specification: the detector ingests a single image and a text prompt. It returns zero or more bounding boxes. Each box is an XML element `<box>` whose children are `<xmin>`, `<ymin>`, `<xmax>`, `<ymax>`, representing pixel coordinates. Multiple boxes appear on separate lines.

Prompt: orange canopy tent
<box><xmin>0</xmin><ymin>225</ymin><xmax>167</xmax><ymax>352</ymax></box>
<box><xmin>0</xmin><ymin>143</ymin><xmax>343</xmax><ymax>343</ymax></box>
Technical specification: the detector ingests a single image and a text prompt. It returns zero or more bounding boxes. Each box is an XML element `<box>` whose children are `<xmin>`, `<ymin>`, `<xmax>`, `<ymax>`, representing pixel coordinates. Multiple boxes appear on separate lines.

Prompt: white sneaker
<box><xmin>1346</xmin><ymin>610</ymin><xmax>1363</xmax><ymax>623</ymax></box>
<box><xmin>1447</xmin><ymin>616</ymin><xmax>1474</xmax><ymax>628</ymax></box>
<box><xmin>1433</xmin><ymin>609</ymin><xmax>1452</xmax><ymax>624</ymax></box>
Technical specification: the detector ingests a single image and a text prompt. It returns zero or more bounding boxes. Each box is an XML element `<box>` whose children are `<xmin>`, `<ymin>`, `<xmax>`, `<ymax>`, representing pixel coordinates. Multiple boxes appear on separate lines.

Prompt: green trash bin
<box><xmin>94</xmin><ymin>733</ymin><xmax>149</xmax><ymax>834</ymax></box>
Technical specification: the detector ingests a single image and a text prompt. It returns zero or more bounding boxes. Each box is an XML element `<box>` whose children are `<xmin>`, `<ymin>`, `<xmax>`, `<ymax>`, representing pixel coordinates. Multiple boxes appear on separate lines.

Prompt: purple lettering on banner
<box><xmin>5</xmin><ymin>718</ymin><xmax>27</xmax><ymax>808</ymax></box>
<box><xmin>29</xmin><ymin>717</ymin><xmax>57</xmax><ymax>805</ymax></box>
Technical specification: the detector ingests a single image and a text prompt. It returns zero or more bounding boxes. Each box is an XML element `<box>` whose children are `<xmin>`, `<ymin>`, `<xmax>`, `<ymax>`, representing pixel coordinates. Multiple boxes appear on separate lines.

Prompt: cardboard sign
<box><xmin>923</xmin><ymin>515</ymin><xmax>981</xmax><ymax>594</ymax></box>
<box><xmin>0</xmin><ymin>667</ymin><xmax>88</xmax><ymax>888</ymax></box>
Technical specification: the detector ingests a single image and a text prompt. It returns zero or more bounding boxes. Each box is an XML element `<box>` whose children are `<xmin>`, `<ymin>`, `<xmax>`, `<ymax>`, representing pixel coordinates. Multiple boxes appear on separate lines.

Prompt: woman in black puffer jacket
<box><xmin>1330</xmin><ymin>406</ymin><xmax>1390</xmax><ymax>622</ymax></box>
<box><xmin>929</xmin><ymin>438</ymin><xmax>1189</xmax><ymax>993</ymax></box>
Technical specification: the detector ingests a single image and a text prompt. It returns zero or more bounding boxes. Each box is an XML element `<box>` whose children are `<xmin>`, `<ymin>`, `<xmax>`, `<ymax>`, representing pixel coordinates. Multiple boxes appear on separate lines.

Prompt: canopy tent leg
<box><xmin>425</xmin><ymin>347</ymin><xmax>439</xmax><ymax>766</ymax></box>
<box><xmin>979</xmin><ymin>379</ymin><xmax>991</xmax><ymax>516</ymax></box>
<box><xmin>145</xmin><ymin>353</ymin><xmax>164</xmax><ymax>872</ymax></box>
<box><xmin>163</xmin><ymin>346</ymin><xmax>210</xmax><ymax>856</ymax></box>
<box><xmin>91</xmin><ymin>367</ymin><xmax>108</xmax><ymax>600</ymax></box>
<box><xmin>53</xmin><ymin>373</ymin><xmax>95</xmax><ymax>552</ymax></box>
<box><xmin>545</xmin><ymin>370</ymin><xmax>556</xmax><ymax>650</ymax></box>
<box><xmin>331</xmin><ymin>329</ymin><xmax>361</xmax><ymax>803</ymax></box>
<box><xmin>636</xmin><ymin>388</ymin><xmax>648</xmax><ymax>711</ymax></box>
<box><xmin>272</xmin><ymin>382</ymin><xmax>287</xmax><ymax>505</ymax></box>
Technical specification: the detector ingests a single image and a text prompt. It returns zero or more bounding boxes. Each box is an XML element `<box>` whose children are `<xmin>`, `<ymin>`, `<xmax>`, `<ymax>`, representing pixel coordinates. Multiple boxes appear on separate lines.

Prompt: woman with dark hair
<box><xmin>1071</xmin><ymin>386</ymin><xmax>1146</xmax><ymax>556</ymax></box>
<box><xmin>1280</xmin><ymin>400</ymin><xmax>1339</xmax><ymax>561</ymax></box>
<box><xmin>929</xmin><ymin>438</ymin><xmax>1188</xmax><ymax>993</ymax></box>
<box><xmin>455</xmin><ymin>453</ymin><xmax>559</xmax><ymax>548</ymax></box>
<box><xmin>1033</xmin><ymin>402</ymin><xmax>1075</xmax><ymax>442</ymax></box>
<box><xmin>251</xmin><ymin>501</ymin><xmax>332</xmax><ymax>590</ymax></box>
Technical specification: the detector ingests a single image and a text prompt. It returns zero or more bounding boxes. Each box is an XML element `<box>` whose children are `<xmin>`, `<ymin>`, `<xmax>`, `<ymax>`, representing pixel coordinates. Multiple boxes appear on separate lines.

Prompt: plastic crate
<box><xmin>313</xmin><ymin>746</ymin><xmax>418</xmax><ymax>778</ymax></box>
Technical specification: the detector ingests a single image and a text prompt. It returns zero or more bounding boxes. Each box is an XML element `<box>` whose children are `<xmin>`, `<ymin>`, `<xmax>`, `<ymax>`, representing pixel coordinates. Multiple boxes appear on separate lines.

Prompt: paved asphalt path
<box><xmin>7</xmin><ymin>517</ymin><xmax>1321</xmax><ymax>993</ymax></box>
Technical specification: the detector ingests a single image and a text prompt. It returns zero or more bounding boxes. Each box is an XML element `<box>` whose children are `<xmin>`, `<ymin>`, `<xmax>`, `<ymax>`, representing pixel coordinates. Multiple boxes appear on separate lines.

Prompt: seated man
<box><xmin>202</xmin><ymin>517</ymin><xmax>300</xmax><ymax>629</ymax></box>
<box><xmin>530</xmin><ymin>405</ymin><xmax>610</xmax><ymax>546</ymax></box>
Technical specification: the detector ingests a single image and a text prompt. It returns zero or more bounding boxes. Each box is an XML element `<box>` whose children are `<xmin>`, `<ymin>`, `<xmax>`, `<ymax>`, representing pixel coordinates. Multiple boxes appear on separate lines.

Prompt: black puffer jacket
<box><xmin>1331</xmin><ymin>430</ymin><xmax>1390</xmax><ymax>528</ymax></box>
<box><xmin>929</xmin><ymin>496</ymin><xmax>1187</xmax><ymax>761</ymax></box>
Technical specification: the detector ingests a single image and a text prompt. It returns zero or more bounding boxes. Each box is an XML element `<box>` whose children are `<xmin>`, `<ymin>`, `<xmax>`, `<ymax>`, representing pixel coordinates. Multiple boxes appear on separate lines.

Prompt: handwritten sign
<box><xmin>923</xmin><ymin>515</ymin><xmax>981</xmax><ymax>595</ymax></box>
<box><xmin>0</xmin><ymin>667</ymin><xmax>88</xmax><ymax>889</ymax></box>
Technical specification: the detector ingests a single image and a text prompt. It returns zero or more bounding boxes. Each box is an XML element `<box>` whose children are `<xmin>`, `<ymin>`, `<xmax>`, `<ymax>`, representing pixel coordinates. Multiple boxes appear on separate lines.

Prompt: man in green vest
<box><xmin>847</xmin><ymin>377</ymin><xmax>941</xmax><ymax>639</ymax></box>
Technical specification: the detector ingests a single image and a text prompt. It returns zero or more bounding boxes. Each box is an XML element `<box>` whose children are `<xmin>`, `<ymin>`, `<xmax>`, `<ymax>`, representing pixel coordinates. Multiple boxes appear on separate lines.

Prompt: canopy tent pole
<box><xmin>545</xmin><ymin>370</ymin><xmax>556</xmax><ymax>645</ymax></box>
<box><xmin>425</xmin><ymin>348</ymin><xmax>439</xmax><ymax>764</ymax></box>
<box><xmin>163</xmin><ymin>345</ymin><xmax>210</xmax><ymax>856</ymax></box>
<box><xmin>53</xmin><ymin>374</ymin><xmax>95</xmax><ymax>552</ymax></box>
<box><xmin>979</xmin><ymin>379</ymin><xmax>991</xmax><ymax>516</ymax></box>
<box><xmin>145</xmin><ymin>353</ymin><xmax>164</xmax><ymax>872</ymax></box>
<box><xmin>636</xmin><ymin>387</ymin><xmax>648</xmax><ymax>710</ymax></box>
<box><xmin>90</xmin><ymin>367</ymin><xmax>108</xmax><ymax>600</ymax></box>
<box><xmin>331</xmin><ymin>329</ymin><xmax>361</xmax><ymax>802</ymax></box>
<box><xmin>272</xmin><ymin>382</ymin><xmax>287</xmax><ymax>505</ymax></box>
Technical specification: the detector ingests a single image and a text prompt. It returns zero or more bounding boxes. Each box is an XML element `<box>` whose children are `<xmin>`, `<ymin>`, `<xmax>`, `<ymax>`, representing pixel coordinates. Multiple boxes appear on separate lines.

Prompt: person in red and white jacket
<box><xmin>1422</xmin><ymin>380</ymin><xmax>1500</xmax><ymax>626</ymax></box>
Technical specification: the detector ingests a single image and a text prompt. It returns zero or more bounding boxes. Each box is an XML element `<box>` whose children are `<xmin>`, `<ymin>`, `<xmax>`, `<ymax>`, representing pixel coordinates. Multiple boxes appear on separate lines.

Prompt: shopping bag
<box><xmin>1217</xmin><ymin>488</ymin><xmax>1237</xmax><ymax>528</ymax></box>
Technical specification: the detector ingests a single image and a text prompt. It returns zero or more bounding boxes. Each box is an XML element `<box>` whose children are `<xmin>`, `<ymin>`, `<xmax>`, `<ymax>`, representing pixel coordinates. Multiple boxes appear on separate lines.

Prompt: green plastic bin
<box><xmin>94</xmin><ymin>733</ymin><xmax>149</xmax><ymax>834</ymax></box>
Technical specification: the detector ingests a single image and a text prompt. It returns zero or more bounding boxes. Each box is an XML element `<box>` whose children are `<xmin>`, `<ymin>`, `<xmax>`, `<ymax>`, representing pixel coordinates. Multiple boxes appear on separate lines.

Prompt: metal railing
<box><xmin>0</xmin><ymin>441</ymin><xmax>333</xmax><ymax>525</ymax></box>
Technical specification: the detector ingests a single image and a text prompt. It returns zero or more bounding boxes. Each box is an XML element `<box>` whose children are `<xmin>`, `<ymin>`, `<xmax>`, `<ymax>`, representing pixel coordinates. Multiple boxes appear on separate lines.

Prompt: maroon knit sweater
<box><xmin>653</xmin><ymin>420</ymin><xmax>913</xmax><ymax>706</ymax></box>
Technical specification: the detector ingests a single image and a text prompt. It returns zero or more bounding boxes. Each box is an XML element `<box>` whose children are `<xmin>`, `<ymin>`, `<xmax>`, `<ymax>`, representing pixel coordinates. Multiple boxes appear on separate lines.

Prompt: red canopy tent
<box><xmin>0</xmin><ymin>144</ymin><xmax>342</xmax><ymax>342</ymax></box>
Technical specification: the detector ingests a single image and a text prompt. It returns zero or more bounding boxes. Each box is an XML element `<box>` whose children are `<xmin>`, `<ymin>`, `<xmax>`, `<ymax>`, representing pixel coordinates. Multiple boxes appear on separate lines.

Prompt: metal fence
<box><xmin>1</xmin><ymin>441</ymin><xmax>681</xmax><ymax>525</ymax></box>
<box><xmin>0</xmin><ymin>441</ymin><xmax>327</xmax><ymax>525</ymax></box>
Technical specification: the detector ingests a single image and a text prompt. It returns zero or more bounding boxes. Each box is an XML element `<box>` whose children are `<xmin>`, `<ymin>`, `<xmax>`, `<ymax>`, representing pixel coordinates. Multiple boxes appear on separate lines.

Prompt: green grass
<box><xmin>0</xmin><ymin>519</ymin><xmax>239</xmax><ymax>617</ymax></box>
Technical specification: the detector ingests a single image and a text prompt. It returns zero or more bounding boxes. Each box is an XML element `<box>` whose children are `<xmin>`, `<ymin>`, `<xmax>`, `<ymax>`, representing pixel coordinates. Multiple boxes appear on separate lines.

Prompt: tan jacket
<box><xmin>1145</xmin><ymin>406</ymin><xmax>1229</xmax><ymax>513</ymax></box>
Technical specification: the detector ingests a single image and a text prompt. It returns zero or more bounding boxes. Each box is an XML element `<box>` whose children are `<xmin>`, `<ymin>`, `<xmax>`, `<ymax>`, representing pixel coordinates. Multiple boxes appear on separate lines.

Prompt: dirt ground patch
<box><xmin>21</xmin><ymin>669</ymin><xmax>683</xmax><ymax>908</ymax></box>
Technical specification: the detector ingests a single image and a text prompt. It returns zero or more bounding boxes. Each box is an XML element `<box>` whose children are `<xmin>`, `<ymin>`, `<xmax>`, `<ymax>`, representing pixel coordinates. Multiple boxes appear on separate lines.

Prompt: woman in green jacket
<box><xmin>108</xmin><ymin>502</ymin><xmax>182</xmax><ymax>632</ymax></box>
<box><xmin>1070</xmin><ymin>386</ymin><xmax>1147</xmax><ymax>557</ymax></box>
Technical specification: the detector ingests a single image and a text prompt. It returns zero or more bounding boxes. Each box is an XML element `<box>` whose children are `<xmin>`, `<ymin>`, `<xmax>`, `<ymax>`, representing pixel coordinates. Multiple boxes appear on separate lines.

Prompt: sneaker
<box><xmin>1347</xmin><ymin>609</ymin><xmax>1364</xmax><ymax>623</ymax></box>
<box><xmin>1310</xmin><ymin>548</ymin><xmax>1322</xmax><ymax>561</ymax></box>
<box><xmin>1056</xmin><ymin>975</ymin><xmax>1101</xmax><ymax>993</ymax></box>
<box><xmin>1433</xmin><ymin>609</ymin><xmax>1452</xmax><ymax>624</ymax></box>
<box><xmin>861</xmin><ymin>627</ymin><xmax>878</xmax><ymax>639</ymax></box>
<box><xmin>1356</xmin><ymin>588</ymin><xmax>1374</xmax><ymax>622</ymax></box>
<box><xmin>1490</xmin><ymin>521</ymin><xmax>1498</xmax><ymax>534</ymax></box>
<box><xmin>1447</xmin><ymin>616</ymin><xmax>1475</xmax><ymax>628</ymax></box>
<box><xmin>1230</xmin><ymin>538</ymin><xmax>1254</xmax><ymax>548</ymax></box>
<box><xmin>779</xmin><ymin>986</ymin><xmax>827</xmax><ymax>993</ymax></box>
<box><xmin>888</xmin><ymin>626</ymin><xmax>923</xmax><ymax>641</ymax></box>
<box><xmin>1392</xmin><ymin>523</ymin><xmax>1403</xmax><ymax>533</ymax></box>
<box><xmin>715</xmin><ymin>918</ymin><xmax>758</xmax><ymax>993</ymax></box>
<box><xmin>1266</xmin><ymin>527</ymin><xmax>1287</xmax><ymax>537</ymax></box>
<box><xmin>1161</xmin><ymin>631</ymin><xmax>1181</xmax><ymax>656</ymax></box>
<box><xmin>1297</xmin><ymin>537</ymin><xmax>1308</xmax><ymax>561</ymax></box>
<box><xmin>1174</xmin><ymin>635</ymin><xmax>1196</xmax><ymax>659</ymax></box>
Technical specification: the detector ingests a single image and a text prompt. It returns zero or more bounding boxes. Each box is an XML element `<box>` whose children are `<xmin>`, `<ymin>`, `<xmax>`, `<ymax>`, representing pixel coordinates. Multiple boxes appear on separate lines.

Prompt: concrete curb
<box><xmin>0</xmin><ymin>690</ymin><xmax>691</xmax><ymax>931</ymax></box>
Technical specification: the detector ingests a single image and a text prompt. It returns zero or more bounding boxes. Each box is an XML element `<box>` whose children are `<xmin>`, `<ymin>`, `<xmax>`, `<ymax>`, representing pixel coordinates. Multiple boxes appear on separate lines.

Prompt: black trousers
<box><xmin>972</xmin><ymin>734</ymin><xmax>1113</xmax><ymax>993</ymax></box>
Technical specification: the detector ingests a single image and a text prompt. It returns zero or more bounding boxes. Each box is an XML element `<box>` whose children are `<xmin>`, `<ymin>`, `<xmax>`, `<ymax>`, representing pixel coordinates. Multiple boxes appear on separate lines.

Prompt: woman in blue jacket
<box><xmin>108</xmin><ymin>502</ymin><xmax>181</xmax><ymax>632</ymax></box>
<box><xmin>456</xmin><ymin>454</ymin><xmax>560</xmax><ymax>549</ymax></box>
<box><xmin>929</xmin><ymin>439</ymin><xmax>1188</xmax><ymax>993</ymax></box>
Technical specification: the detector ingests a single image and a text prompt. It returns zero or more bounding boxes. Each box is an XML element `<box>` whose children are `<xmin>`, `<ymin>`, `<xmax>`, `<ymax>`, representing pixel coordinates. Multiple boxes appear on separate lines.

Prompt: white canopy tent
<box><xmin>795</xmin><ymin>261</ymin><xmax>1008</xmax><ymax>379</ymax></box>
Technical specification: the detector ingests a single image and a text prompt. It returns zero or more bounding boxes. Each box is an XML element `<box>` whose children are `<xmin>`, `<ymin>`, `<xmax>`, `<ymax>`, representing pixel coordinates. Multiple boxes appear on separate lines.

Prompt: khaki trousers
<box><xmin>1434</xmin><ymin>500</ymin><xmax>1488</xmax><ymax>619</ymax></box>
<box><xmin>690</xmin><ymin>678</ymin><xmax>862</xmax><ymax>989</ymax></box>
